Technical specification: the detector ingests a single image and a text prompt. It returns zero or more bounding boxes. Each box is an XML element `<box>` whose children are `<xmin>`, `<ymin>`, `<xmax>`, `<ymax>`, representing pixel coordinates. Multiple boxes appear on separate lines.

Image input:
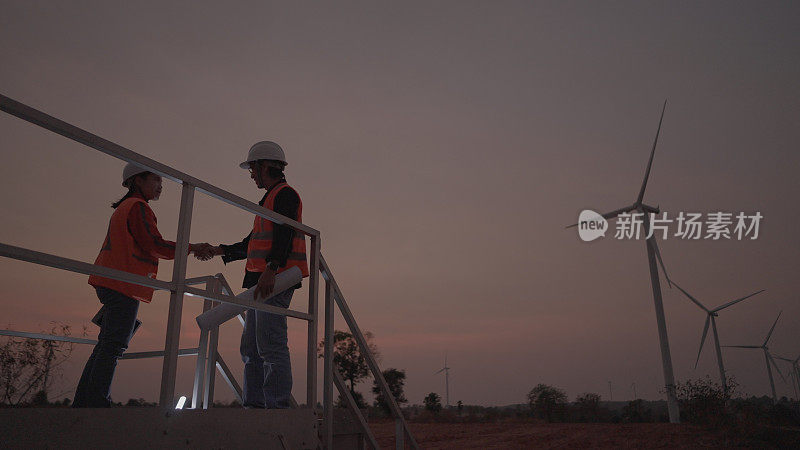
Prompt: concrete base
<box><xmin>332</xmin><ymin>409</ymin><xmax>369</xmax><ymax>449</ymax></box>
<box><xmin>0</xmin><ymin>408</ymin><xmax>320</xmax><ymax>449</ymax></box>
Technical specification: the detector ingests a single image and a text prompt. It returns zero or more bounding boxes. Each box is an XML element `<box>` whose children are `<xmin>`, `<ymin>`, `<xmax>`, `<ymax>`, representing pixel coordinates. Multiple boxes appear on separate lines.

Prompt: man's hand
<box><xmin>193</xmin><ymin>244</ymin><xmax>222</xmax><ymax>261</ymax></box>
<box><xmin>190</xmin><ymin>243</ymin><xmax>209</xmax><ymax>258</ymax></box>
<box><xmin>255</xmin><ymin>267</ymin><xmax>276</xmax><ymax>300</ymax></box>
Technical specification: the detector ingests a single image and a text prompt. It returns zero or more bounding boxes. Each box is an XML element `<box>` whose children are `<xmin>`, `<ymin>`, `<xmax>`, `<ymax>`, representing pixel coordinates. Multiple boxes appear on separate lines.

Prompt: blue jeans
<box><xmin>240</xmin><ymin>289</ymin><xmax>294</xmax><ymax>408</ymax></box>
<box><xmin>73</xmin><ymin>287</ymin><xmax>139</xmax><ymax>407</ymax></box>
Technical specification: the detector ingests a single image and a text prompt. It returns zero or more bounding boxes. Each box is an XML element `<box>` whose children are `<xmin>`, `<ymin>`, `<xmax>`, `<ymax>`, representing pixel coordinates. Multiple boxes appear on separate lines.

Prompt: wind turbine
<box><xmin>671</xmin><ymin>281</ymin><xmax>765</xmax><ymax>393</ymax></box>
<box><xmin>724</xmin><ymin>311</ymin><xmax>785</xmax><ymax>402</ymax></box>
<box><xmin>435</xmin><ymin>353</ymin><xmax>450</xmax><ymax>408</ymax></box>
<box><xmin>775</xmin><ymin>353</ymin><xmax>800</xmax><ymax>401</ymax></box>
<box><xmin>567</xmin><ymin>100</ymin><xmax>680</xmax><ymax>423</ymax></box>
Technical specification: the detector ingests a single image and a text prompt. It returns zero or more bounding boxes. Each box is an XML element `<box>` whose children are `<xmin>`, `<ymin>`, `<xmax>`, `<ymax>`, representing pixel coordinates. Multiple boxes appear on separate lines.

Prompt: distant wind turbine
<box><xmin>435</xmin><ymin>353</ymin><xmax>450</xmax><ymax>408</ymax></box>
<box><xmin>671</xmin><ymin>281</ymin><xmax>765</xmax><ymax>393</ymax></box>
<box><xmin>774</xmin><ymin>353</ymin><xmax>800</xmax><ymax>401</ymax></box>
<box><xmin>724</xmin><ymin>311</ymin><xmax>785</xmax><ymax>402</ymax></box>
<box><xmin>567</xmin><ymin>101</ymin><xmax>680</xmax><ymax>423</ymax></box>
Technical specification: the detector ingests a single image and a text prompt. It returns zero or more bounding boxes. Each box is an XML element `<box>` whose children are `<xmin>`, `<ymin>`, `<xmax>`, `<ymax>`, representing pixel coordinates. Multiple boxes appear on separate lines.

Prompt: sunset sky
<box><xmin>1</xmin><ymin>1</ymin><xmax>799</xmax><ymax>407</ymax></box>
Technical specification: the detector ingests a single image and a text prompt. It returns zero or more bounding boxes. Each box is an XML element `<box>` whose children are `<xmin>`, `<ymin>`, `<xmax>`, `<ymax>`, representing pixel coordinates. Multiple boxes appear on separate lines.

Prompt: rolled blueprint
<box><xmin>195</xmin><ymin>266</ymin><xmax>302</xmax><ymax>330</ymax></box>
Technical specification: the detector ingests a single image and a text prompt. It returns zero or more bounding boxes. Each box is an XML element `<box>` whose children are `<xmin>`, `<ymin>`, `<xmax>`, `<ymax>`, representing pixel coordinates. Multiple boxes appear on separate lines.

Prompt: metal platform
<box><xmin>0</xmin><ymin>408</ymin><xmax>319</xmax><ymax>449</ymax></box>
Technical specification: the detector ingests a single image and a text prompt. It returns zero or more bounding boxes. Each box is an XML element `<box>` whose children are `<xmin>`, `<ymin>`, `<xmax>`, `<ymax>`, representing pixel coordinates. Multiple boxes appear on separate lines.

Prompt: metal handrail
<box><xmin>0</xmin><ymin>329</ymin><xmax>98</xmax><ymax>346</ymax></box>
<box><xmin>320</xmin><ymin>254</ymin><xmax>420</xmax><ymax>450</ymax></box>
<box><xmin>0</xmin><ymin>93</ymin><xmax>320</xmax><ymax>410</ymax></box>
<box><xmin>0</xmin><ymin>94</ymin><xmax>319</xmax><ymax>237</ymax></box>
<box><xmin>1</xmin><ymin>276</ymin><xmax>250</xmax><ymax>407</ymax></box>
<box><xmin>1</xmin><ymin>94</ymin><xmax>418</xmax><ymax>448</ymax></box>
<box><xmin>0</xmin><ymin>330</ymin><xmax>199</xmax><ymax>360</ymax></box>
<box><xmin>0</xmin><ymin>243</ymin><xmax>310</xmax><ymax>320</ymax></box>
<box><xmin>0</xmin><ymin>244</ymin><xmax>176</xmax><ymax>292</ymax></box>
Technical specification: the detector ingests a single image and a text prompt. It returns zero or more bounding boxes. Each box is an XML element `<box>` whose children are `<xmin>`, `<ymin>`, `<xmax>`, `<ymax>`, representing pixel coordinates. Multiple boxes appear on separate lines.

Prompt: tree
<box><xmin>0</xmin><ymin>323</ymin><xmax>80</xmax><ymax>406</ymax></box>
<box><xmin>371</xmin><ymin>368</ymin><xmax>407</xmax><ymax>415</ymax></box>
<box><xmin>335</xmin><ymin>390</ymin><xmax>367</xmax><ymax>409</ymax></box>
<box><xmin>318</xmin><ymin>330</ymin><xmax>380</xmax><ymax>407</ymax></box>
<box><xmin>574</xmin><ymin>392</ymin><xmax>602</xmax><ymax>422</ymax></box>
<box><xmin>424</xmin><ymin>392</ymin><xmax>442</xmax><ymax>413</ymax></box>
<box><xmin>527</xmin><ymin>384</ymin><xmax>568</xmax><ymax>422</ymax></box>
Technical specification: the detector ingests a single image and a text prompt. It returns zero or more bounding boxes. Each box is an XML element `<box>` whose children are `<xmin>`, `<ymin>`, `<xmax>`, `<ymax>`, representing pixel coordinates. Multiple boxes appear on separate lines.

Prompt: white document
<box><xmin>195</xmin><ymin>266</ymin><xmax>302</xmax><ymax>330</ymax></box>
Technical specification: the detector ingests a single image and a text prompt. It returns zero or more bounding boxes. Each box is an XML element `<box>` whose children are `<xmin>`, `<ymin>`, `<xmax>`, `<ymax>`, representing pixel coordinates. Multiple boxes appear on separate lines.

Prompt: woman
<box><xmin>73</xmin><ymin>163</ymin><xmax>207</xmax><ymax>407</ymax></box>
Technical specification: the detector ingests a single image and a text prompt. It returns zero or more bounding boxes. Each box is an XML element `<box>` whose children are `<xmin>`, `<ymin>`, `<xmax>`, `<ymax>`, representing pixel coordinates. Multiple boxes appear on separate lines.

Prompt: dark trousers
<box><xmin>73</xmin><ymin>287</ymin><xmax>139</xmax><ymax>407</ymax></box>
<box><xmin>241</xmin><ymin>289</ymin><xmax>294</xmax><ymax>409</ymax></box>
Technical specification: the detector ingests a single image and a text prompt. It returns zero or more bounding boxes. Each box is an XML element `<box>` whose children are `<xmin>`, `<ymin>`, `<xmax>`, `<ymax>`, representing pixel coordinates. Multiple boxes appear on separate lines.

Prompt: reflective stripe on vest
<box><xmin>246</xmin><ymin>182</ymin><xmax>309</xmax><ymax>277</ymax></box>
<box><xmin>88</xmin><ymin>197</ymin><xmax>159</xmax><ymax>302</ymax></box>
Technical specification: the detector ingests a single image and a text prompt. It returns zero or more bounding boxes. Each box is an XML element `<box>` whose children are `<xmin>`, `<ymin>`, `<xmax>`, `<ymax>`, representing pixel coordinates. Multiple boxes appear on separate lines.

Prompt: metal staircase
<box><xmin>0</xmin><ymin>94</ymin><xmax>419</xmax><ymax>449</ymax></box>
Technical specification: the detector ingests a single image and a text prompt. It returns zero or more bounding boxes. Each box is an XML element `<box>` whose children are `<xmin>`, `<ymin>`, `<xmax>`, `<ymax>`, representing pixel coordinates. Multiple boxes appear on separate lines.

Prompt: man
<box><xmin>201</xmin><ymin>141</ymin><xmax>308</xmax><ymax>409</ymax></box>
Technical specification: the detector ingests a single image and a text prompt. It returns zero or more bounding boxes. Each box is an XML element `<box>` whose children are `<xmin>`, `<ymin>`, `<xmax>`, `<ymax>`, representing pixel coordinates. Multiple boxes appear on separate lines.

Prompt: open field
<box><xmin>370</xmin><ymin>421</ymin><xmax>800</xmax><ymax>449</ymax></box>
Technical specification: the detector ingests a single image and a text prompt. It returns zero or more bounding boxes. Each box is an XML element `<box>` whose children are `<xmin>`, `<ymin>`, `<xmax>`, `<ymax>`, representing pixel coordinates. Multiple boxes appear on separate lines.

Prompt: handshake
<box><xmin>189</xmin><ymin>243</ymin><xmax>223</xmax><ymax>261</ymax></box>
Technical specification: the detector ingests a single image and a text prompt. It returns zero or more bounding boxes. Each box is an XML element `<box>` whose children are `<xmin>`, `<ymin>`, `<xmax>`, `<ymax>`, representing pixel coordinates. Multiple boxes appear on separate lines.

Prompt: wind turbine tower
<box><xmin>775</xmin><ymin>353</ymin><xmax>800</xmax><ymax>401</ymax></box>
<box><xmin>436</xmin><ymin>353</ymin><xmax>451</xmax><ymax>408</ymax></box>
<box><xmin>672</xmin><ymin>281</ymin><xmax>765</xmax><ymax>393</ymax></box>
<box><xmin>725</xmin><ymin>311</ymin><xmax>784</xmax><ymax>402</ymax></box>
<box><xmin>567</xmin><ymin>101</ymin><xmax>680</xmax><ymax>423</ymax></box>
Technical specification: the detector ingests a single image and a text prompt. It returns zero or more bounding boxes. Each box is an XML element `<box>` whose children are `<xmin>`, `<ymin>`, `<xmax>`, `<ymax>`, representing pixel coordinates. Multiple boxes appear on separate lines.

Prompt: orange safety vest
<box><xmin>88</xmin><ymin>197</ymin><xmax>159</xmax><ymax>302</ymax></box>
<box><xmin>246</xmin><ymin>182</ymin><xmax>309</xmax><ymax>277</ymax></box>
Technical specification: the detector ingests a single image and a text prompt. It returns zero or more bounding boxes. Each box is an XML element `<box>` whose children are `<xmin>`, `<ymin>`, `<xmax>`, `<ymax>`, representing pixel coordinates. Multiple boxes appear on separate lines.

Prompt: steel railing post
<box><xmin>321</xmin><ymin>254</ymin><xmax>419</xmax><ymax>449</ymax></box>
<box><xmin>159</xmin><ymin>182</ymin><xmax>195</xmax><ymax>408</ymax></box>
<box><xmin>323</xmin><ymin>279</ymin><xmax>334</xmax><ymax>448</ymax></box>
<box><xmin>307</xmin><ymin>234</ymin><xmax>320</xmax><ymax>409</ymax></box>
<box><xmin>395</xmin><ymin>418</ymin><xmax>404</xmax><ymax>450</ymax></box>
<box><xmin>332</xmin><ymin>367</ymin><xmax>380</xmax><ymax>449</ymax></box>
<box><xmin>204</xmin><ymin>278</ymin><xmax>222</xmax><ymax>408</ymax></box>
<box><xmin>191</xmin><ymin>279</ymin><xmax>215</xmax><ymax>409</ymax></box>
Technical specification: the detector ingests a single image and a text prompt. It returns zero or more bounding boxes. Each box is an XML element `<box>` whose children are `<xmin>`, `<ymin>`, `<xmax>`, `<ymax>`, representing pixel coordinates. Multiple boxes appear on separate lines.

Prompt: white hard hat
<box><xmin>122</xmin><ymin>163</ymin><xmax>149</xmax><ymax>187</ymax></box>
<box><xmin>239</xmin><ymin>141</ymin><xmax>287</xmax><ymax>169</ymax></box>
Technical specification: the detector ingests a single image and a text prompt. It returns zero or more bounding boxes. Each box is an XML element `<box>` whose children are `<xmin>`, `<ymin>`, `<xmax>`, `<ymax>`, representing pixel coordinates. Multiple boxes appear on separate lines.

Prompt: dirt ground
<box><xmin>368</xmin><ymin>421</ymin><xmax>800</xmax><ymax>449</ymax></box>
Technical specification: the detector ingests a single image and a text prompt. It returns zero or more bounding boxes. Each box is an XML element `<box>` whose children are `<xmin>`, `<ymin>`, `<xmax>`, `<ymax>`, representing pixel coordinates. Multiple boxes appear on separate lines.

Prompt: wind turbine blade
<box><xmin>651</xmin><ymin>236</ymin><xmax>671</xmax><ymax>288</ymax></box>
<box><xmin>642</xmin><ymin>212</ymin><xmax>671</xmax><ymax>287</ymax></box>
<box><xmin>672</xmin><ymin>281</ymin><xmax>709</xmax><ymax>312</ymax></box>
<box><xmin>712</xmin><ymin>289</ymin><xmax>766</xmax><ymax>313</ymax></box>
<box><xmin>435</xmin><ymin>368</ymin><xmax>445</xmax><ymax>374</ymax></box>
<box><xmin>694</xmin><ymin>316</ymin><xmax>711</xmax><ymax>369</ymax></box>
<box><xmin>764</xmin><ymin>310</ymin><xmax>782</xmax><ymax>346</ymax></box>
<box><xmin>723</xmin><ymin>345</ymin><xmax>760</xmax><ymax>349</ymax></box>
<box><xmin>636</xmin><ymin>100</ymin><xmax>667</xmax><ymax>204</ymax></box>
<box><xmin>775</xmin><ymin>356</ymin><xmax>794</xmax><ymax>362</ymax></box>
<box><xmin>565</xmin><ymin>205</ymin><xmax>636</xmax><ymax>228</ymax></box>
<box><xmin>768</xmin><ymin>352</ymin><xmax>785</xmax><ymax>382</ymax></box>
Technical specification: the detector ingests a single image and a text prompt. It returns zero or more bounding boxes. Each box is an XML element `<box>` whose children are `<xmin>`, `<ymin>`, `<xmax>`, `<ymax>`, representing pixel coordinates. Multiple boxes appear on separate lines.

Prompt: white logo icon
<box><xmin>578</xmin><ymin>210</ymin><xmax>608</xmax><ymax>242</ymax></box>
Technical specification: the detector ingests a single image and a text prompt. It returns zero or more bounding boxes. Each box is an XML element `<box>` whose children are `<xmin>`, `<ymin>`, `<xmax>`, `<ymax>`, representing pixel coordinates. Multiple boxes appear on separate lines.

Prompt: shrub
<box><xmin>674</xmin><ymin>376</ymin><xmax>735</xmax><ymax>426</ymax></box>
<box><xmin>573</xmin><ymin>392</ymin><xmax>601</xmax><ymax>422</ymax></box>
<box><xmin>527</xmin><ymin>384</ymin><xmax>568</xmax><ymax>422</ymax></box>
<box><xmin>621</xmin><ymin>399</ymin><xmax>653</xmax><ymax>423</ymax></box>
